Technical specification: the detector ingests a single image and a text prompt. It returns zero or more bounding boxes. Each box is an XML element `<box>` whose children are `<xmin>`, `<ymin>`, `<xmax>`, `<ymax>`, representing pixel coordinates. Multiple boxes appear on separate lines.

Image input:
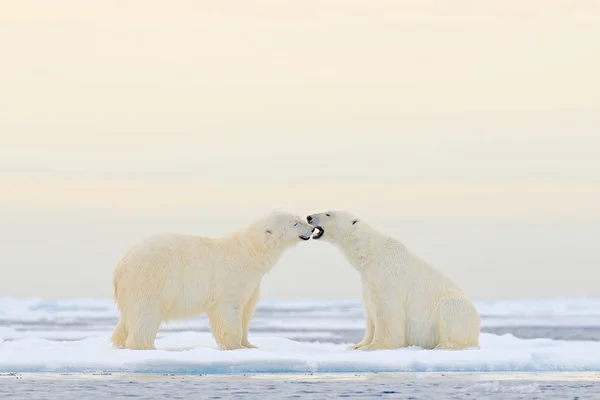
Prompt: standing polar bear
<box><xmin>307</xmin><ymin>211</ymin><xmax>481</xmax><ymax>351</ymax></box>
<box><xmin>111</xmin><ymin>212</ymin><xmax>315</xmax><ymax>351</ymax></box>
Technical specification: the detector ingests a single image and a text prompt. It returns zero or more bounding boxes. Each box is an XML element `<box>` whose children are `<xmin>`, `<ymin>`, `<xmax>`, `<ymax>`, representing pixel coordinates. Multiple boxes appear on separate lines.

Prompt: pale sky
<box><xmin>1</xmin><ymin>1</ymin><xmax>599</xmax><ymax>301</ymax></box>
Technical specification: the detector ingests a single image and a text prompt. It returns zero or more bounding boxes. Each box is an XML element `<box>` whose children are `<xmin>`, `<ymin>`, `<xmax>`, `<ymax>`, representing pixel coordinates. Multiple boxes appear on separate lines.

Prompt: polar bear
<box><xmin>307</xmin><ymin>211</ymin><xmax>481</xmax><ymax>351</ymax></box>
<box><xmin>111</xmin><ymin>212</ymin><xmax>315</xmax><ymax>351</ymax></box>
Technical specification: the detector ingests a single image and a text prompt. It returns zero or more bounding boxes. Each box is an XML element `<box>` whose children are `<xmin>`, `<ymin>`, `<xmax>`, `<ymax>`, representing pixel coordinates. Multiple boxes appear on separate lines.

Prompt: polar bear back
<box><xmin>358</xmin><ymin>238</ymin><xmax>466</xmax><ymax>312</ymax></box>
<box><xmin>113</xmin><ymin>233</ymin><xmax>264</xmax><ymax>320</ymax></box>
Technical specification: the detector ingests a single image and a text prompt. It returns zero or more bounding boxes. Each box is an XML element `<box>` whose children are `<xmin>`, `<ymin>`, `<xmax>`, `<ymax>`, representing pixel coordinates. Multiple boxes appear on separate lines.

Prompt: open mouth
<box><xmin>312</xmin><ymin>226</ymin><xmax>324</xmax><ymax>239</ymax></box>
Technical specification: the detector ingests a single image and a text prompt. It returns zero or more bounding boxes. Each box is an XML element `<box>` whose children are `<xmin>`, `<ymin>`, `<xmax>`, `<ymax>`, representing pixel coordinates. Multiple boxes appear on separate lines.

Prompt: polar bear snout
<box><xmin>306</xmin><ymin>214</ymin><xmax>320</xmax><ymax>224</ymax></box>
<box><xmin>299</xmin><ymin>228</ymin><xmax>315</xmax><ymax>241</ymax></box>
<box><xmin>306</xmin><ymin>211</ymin><xmax>361</xmax><ymax>242</ymax></box>
<box><xmin>306</xmin><ymin>214</ymin><xmax>325</xmax><ymax>239</ymax></box>
<box><xmin>297</xmin><ymin>222</ymin><xmax>318</xmax><ymax>241</ymax></box>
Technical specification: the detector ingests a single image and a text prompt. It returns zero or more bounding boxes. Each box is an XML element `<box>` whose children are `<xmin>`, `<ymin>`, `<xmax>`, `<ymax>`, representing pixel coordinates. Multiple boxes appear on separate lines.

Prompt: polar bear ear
<box><xmin>352</xmin><ymin>220</ymin><xmax>359</xmax><ymax>225</ymax></box>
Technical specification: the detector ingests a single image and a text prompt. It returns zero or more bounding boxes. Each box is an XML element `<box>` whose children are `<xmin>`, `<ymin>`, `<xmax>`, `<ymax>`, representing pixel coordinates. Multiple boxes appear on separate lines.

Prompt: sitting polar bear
<box><xmin>111</xmin><ymin>212</ymin><xmax>315</xmax><ymax>351</ymax></box>
<box><xmin>307</xmin><ymin>211</ymin><xmax>481</xmax><ymax>351</ymax></box>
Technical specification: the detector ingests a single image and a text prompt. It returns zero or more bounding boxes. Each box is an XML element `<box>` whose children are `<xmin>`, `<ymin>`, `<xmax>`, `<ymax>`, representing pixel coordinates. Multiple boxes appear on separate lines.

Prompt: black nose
<box><xmin>306</xmin><ymin>215</ymin><xmax>312</xmax><ymax>222</ymax></box>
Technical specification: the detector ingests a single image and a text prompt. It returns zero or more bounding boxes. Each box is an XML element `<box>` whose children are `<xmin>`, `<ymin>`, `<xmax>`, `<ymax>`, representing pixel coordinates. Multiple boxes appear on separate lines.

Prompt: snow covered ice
<box><xmin>3</xmin><ymin>331</ymin><xmax>600</xmax><ymax>375</ymax></box>
<box><xmin>1</xmin><ymin>298</ymin><xmax>600</xmax><ymax>374</ymax></box>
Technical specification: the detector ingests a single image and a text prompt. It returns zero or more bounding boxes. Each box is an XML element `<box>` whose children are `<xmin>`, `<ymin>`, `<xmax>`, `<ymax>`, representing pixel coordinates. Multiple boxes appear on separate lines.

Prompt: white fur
<box><xmin>307</xmin><ymin>211</ymin><xmax>481</xmax><ymax>351</ymax></box>
<box><xmin>111</xmin><ymin>212</ymin><xmax>315</xmax><ymax>351</ymax></box>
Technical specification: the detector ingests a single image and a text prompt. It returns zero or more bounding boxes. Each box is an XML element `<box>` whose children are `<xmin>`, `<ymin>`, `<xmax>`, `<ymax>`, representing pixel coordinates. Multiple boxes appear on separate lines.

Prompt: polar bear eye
<box><xmin>326</xmin><ymin>214</ymin><xmax>331</xmax><ymax>217</ymax></box>
<box><xmin>294</xmin><ymin>222</ymin><xmax>298</xmax><ymax>226</ymax></box>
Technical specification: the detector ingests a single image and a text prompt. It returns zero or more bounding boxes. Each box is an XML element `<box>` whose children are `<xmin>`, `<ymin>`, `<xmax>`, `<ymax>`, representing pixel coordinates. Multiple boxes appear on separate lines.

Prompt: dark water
<box><xmin>2</xmin><ymin>373</ymin><xmax>599</xmax><ymax>400</ymax></box>
<box><xmin>481</xmin><ymin>326</ymin><xmax>600</xmax><ymax>342</ymax></box>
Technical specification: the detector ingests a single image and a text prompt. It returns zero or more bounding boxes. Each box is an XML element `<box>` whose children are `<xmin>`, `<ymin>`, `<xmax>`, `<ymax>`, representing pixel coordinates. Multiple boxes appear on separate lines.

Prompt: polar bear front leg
<box><xmin>348</xmin><ymin>289</ymin><xmax>375</xmax><ymax>350</ymax></box>
<box><xmin>348</xmin><ymin>317</ymin><xmax>374</xmax><ymax>350</ymax></box>
<box><xmin>241</xmin><ymin>285</ymin><xmax>260</xmax><ymax>349</ymax></box>
<box><xmin>208</xmin><ymin>302</ymin><xmax>245</xmax><ymax>350</ymax></box>
<box><xmin>359</xmin><ymin>301</ymin><xmax>406</xmax><ymax>351</ymax></box>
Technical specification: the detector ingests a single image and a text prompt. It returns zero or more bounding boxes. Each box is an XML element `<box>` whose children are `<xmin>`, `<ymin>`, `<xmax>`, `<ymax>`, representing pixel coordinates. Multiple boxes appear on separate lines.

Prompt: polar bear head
<box><xmin>250</xmin><ymin>212</ymin><xmax>316</xmax><ymax>250</ymax></box>
<box><xmin>305</xmin><ymin>211</ymin><xmax>362</xmax><ymax>244</ymax></box>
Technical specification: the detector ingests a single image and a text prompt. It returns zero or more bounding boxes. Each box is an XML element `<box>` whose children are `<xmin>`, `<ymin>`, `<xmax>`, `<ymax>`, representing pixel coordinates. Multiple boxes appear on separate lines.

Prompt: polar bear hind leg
<box><xmin>110</xmin><ymin>319</ymin><xmax>128</xmax><ymax>348</ymax></box>
<box><xmin>435</xmin><ymin>296</ymin><xmax>481</xmax><ymax>350</ymax></box>
<box><xmin>122</xmin><ymin>302</ymin><xmax>162</xmax><ymax>350</ymax></box>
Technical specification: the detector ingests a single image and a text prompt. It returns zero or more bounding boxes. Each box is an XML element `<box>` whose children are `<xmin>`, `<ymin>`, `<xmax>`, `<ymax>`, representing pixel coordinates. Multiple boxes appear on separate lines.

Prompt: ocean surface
<box><xmin>1</xmin><ymin>298</ymin><xmax>600</xmax><ymax>398</ymax></box>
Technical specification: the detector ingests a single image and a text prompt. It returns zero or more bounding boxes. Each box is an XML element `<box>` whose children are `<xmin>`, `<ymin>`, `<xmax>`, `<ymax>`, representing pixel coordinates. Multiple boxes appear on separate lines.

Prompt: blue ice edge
<box><xmin>2</xmin><ymin>362</ymin><xmax>600</xmax><ymax>375</ymax></box>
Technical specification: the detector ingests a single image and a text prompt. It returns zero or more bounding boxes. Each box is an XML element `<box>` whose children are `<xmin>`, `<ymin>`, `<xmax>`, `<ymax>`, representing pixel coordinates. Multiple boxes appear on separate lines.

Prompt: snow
<box><xmin>1</xmin><ymin>297</ymin><xmax>600</xmax><ymax>375</ymax></box>
<box><xmin>1</xmin><ymin>332</ymin><xmax>600</xmax><ymax>374</ymax></box>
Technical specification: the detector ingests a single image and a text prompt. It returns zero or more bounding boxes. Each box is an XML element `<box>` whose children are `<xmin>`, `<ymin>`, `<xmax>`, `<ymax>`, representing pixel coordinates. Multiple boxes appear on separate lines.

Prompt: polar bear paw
<box><xmin>357</xmin><ymin>343</ymin><xmax>392</xmax><ymax>351</ymax></box>
<box><xmin>347</xmin><ymin>343</ymin><xmax>368</xmax><ymax>350</ymax></box>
